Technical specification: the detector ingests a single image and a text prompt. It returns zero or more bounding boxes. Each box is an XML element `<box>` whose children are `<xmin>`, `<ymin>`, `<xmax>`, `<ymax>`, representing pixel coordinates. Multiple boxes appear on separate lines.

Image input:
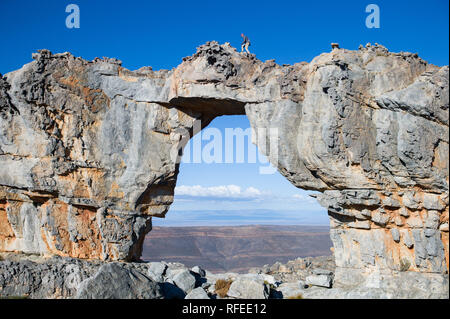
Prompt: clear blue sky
<box><xmin>1</xmin><ymin>0</ymin><xmax>448</xmax><ymax>225</ymax></box>
<box><xmin>0</xmin><ymin>0</ymin><xmax>448</xmax><ymax>73</ymax></box>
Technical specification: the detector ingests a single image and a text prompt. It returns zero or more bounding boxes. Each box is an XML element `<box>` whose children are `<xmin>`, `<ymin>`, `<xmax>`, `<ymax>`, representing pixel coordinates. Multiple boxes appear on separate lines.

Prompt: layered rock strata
<box><xmin>0</xmin><ymin>42</ymin><xmax>448</xmax><ymax>294</ymax></box>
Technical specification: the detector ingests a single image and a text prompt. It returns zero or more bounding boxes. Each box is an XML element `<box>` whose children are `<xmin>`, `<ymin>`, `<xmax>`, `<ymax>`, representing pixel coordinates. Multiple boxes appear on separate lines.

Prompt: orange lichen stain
<box><xmin>383</xmin><ymin>227</ymin><xmax>410</xmax><ymax>271</ymax></box>
<box><xmin>57</xmin><ymin>174</ymin><xmax>90</xmax><ymax>199</ymax></box>
<box><xmin>39</xmin><ymin>201</ymin><xmax>68</xmax><ymax>256</ymax></box>
<box><xmin>118</xmin><ymin>67</ymin><xmax>140</xmax><ymax>82</ymax></box>
<box><xmin>56</xmin><ymin>167</ymin><xmax>106</xmax><ymax>201</ymax></box>
<box><xmin>50</xmin><ymin>202</ymin><xmax>70</xmax><ymax>250</ymax></box>
<box><xmin>58</xmin><ymin>75</ymin><xmax>81</xmax><ymax>88</ymax></box>
<box><xmin>440</xmin><ymin>208</ymin><xmax>449</xmax><ymax>224</ymax></box>
<box><xmin>0</xmin><ymin>201</ymin><xmax>16</xmax><ymax>251</ymax></box>
<box><xmin>108</xmin><ymin>182</ymin><xmax>124</xmax><ymax>199</ymax></box>
<box><xmin>169</xmin><ymin>67</ymin><xmax>180</xmax><ymax>98</ymax></box>
<box><xmin>87</xmin><ymin>169</ymin><xmax>108</xmax><ymax>199</ymax></box>
<box><xmin>81</xmin><ymin>86</ymin><xmax>109</xmax><ymax>113</ymax></box>
<box><xmin>118</xmin><ymin>160</ymin><xmax>127</xmax><ymax>169</ymax></box>
<box><xmin>0</xmin><ymin>211</ymin><xmax>14</xmax><ymax>238</ymax></box>
<box><xmin>40</xmin><ymin>200</ymin><xmax>103</xmax><ymax>260</ymax></box>
<box><xmin>69</xmin><ymin>206</ymin><xmax>103</xmax><ymax>259</ymax></box>
<box><xmin>58</xmin><ymin>74</ymin><xmax>109</xmax><ymax>113</ymax></box>
<box><xmin>54</xmin><ymin>113</ymin><xmax>70</xmax><ymax>140</ymax></box>
<box><xmin>39</xmin><ymin>227</ymin><xmax>53</xmax><ymax>254</ymax></box>
<box><xmin>0</xmin><ymin>188</ymin><xmax>23</xmax><ymax>201</ymax></box>
<box><xmin>0</xmin><ymin>201</ymin><xmax>26</xmax><ymax>252</ymax></box>
<box><xmin>118</xmin><ymin>74</ymin><xmax>139</xmax><ymax>83</ymax></box>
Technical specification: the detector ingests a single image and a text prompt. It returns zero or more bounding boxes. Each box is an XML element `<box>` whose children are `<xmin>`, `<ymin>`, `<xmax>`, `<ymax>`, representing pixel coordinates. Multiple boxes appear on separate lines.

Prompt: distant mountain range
<box><xmin>152</xmin><ymin>209</ymin><xmax>330</xmax><ymax>227</ymax></box>
<box><xmin>142</xmin><ymin>225</ymin><xmax>332</xmax><ymax>273</ymax></box>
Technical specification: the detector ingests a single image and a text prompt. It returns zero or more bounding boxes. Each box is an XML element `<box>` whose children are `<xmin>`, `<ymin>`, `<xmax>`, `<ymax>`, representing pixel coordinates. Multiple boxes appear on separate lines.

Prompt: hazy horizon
<box><xmin>143</xmin><ymin>224</ymin><xmax>332</xmax><ymax>273</ymax></box>
<box><xmin>152</xmin><ymin>208</ymin><xmax>329</xmax><ymax>227</ymax></box>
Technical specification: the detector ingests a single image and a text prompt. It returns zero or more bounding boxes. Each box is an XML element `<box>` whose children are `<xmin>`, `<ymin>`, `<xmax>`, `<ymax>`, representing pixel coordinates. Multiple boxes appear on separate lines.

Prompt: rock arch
<box><xmin>0</xmin><ymin>42</ymin><xmax>448</xmax><ymax>290</ymax></box>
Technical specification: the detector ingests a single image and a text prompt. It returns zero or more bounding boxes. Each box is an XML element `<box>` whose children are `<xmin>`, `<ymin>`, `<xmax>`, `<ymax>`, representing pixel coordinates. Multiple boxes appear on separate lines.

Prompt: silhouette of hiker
<box><xmin>241</xmin><ymin>33</ymin><xmax>251</xmax><ymax>54</ymax></box>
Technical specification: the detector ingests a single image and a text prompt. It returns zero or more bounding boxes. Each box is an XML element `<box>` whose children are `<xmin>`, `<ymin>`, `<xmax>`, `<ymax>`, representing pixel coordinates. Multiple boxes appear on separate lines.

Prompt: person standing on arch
<box><xmin>241</xmin><ymin>33</ymin><xmax>251</xmax><ymax>54</ymax></box>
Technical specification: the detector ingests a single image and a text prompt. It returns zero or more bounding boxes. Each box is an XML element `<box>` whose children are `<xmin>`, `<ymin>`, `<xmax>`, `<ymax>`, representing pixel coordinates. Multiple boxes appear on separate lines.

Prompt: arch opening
<box><xmin>142</xmin><ymin>114</ymin><xmax>331</xmax><ymax>273</ymax></box>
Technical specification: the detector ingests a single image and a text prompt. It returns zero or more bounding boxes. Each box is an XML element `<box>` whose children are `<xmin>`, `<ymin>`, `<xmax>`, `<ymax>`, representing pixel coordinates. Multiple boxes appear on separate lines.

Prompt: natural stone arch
<box><xmin>0</xmin><ymin>42</ymin><xmax>448</xmax><ymax>291</ymax></box>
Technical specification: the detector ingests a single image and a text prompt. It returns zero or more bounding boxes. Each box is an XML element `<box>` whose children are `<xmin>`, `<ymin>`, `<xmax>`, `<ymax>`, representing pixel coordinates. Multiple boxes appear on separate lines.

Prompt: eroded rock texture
<box><xmin>0</xmin><ymin>42</ymin><xmax>448</xmax><ymax>294</ymax></box>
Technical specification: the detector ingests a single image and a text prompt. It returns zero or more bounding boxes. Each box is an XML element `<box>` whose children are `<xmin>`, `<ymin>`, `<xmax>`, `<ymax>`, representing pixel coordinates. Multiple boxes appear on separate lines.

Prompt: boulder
<box><xmin>276</xmin><ymin>282</ymin><xmax>304</xmax><ymax>299</ymax></box>
<box><xmin>76</xmin><ymin>263</ymin><xmax>163</xmax><ymax>299</ymax></box>
<box><xmin>312</xmin><ymin>269</ymin><xmax>333</xmax><ymax>276</ymax></box>
<box><xmin>191</xmin><ymin>265</ymin><xmax>206</xmax><ymax>277</ymax></box>
<box><xmin>185</xmin><ymin>287</ymin><xmax>210</xmax><ymax>299</ymax></box>
<box><xmin>305</xmin><ymin>274</ymin><xmax>333</xmax><ymax>288</ymax></box>
<box><xmin>227</xmin><ymin>278</ymin><xmax>269</xmax><ymax>299</ymax></box>
<box><xmin>172</xmin><ymin>270</ymin><xmax>196</xmax><ymax>293</ymax></box>
<box><xmin>147</xmin><ymin>262</ymin><xmax>167</xmax><ymax>282</ymax></box>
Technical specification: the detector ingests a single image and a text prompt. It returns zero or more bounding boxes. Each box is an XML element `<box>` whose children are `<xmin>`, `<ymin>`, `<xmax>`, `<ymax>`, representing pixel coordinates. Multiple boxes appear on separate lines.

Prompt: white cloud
<box><xmin>172</xmin><ymin>185</ymin><xmax>323</xmax><ymax>210</ymax></box>
<box><xmin>175</xmin><ymin>184</ymin><xmax>265</xmax><ymax>201</ymax></box>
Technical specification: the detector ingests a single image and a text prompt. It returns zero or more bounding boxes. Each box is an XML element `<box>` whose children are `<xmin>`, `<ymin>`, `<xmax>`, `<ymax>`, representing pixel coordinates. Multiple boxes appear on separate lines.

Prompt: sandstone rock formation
<box><xmin>0</xmin><ymin>42</ymin><xmax>448</xmax><ymax>296</ymax></box>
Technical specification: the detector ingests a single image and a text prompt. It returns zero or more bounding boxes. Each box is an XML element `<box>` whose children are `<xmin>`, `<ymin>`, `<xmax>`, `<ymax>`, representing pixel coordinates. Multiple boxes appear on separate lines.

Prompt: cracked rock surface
<box><xmin>0</xmin><ymin>42</ymin><xmax>448</xmax><ymax>297</ymax></box>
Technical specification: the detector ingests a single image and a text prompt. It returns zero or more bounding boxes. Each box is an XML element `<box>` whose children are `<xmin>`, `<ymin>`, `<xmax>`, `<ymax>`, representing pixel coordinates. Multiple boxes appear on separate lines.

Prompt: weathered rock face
<box><xmin>0</xmin><ymin>51</ymin><xmax>208</xmax><ymax>261</ymax></box>
<box><xmin>0</xmin><ymin>42</ymin><xmax>448</xmax><ymax>293</ymax></box>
